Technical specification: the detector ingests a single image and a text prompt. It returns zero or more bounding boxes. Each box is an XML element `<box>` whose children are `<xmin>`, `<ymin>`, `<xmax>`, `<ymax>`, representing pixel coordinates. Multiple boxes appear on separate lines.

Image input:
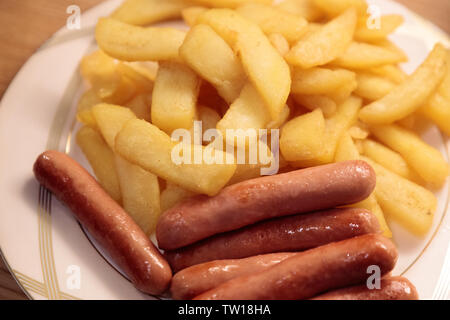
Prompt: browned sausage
<box><xmin>193</xmin><ymin>234</ymin><xmax>397</xmax><ymax>300</ymax></box>
<box><xmin>311</xmin><ymin>276</ymin><xmax>418</xmax><ymax>300</ymax></box>
<box><xmin>171</xmin><ymin>252</ymin><xmax>298</xmax><ymax>300</ymax></box>
<box><xmin>33</xmin><ymin>150</ymin><xmax>172</xmax><ymax>295</ymax></box>
<box><xmin>157</xmin><ymin>160</ymin><xmax>376</xmax><ymax>250</ymax></box>
<box><xmin>165</xmin><ymin>207</ymin><xmax>380</xmax><ymax>272</ymax></box>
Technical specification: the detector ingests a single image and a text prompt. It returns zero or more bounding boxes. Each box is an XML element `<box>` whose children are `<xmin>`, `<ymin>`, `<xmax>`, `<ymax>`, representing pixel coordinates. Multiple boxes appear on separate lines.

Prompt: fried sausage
<box><xmin>193</xmin><ymin>234</ymin><xmax>397</xmax><ymax>300</ymax></box>
<box><xmin>311</xmin><ymin>276</ymin><xmax>418</xmax><ymax>300</ymax></box>
<box><xmin>165</xmin><ymin>207</ymin><xmax>380</xmax><ymax>272</ymax></box>
<box><xmin>171</xmin><ymin>252</ymin><xmax>297</xmax><ymax>300</ymax></box>
<box><xmin>33</xmin><ymin>150</ymin><xmax>171</xmax><ymax>295</ymax></box>
<box><xmin>157</xmin><ymin>160</ymin><xmax>376</xmax><ymax>250</ymax></box>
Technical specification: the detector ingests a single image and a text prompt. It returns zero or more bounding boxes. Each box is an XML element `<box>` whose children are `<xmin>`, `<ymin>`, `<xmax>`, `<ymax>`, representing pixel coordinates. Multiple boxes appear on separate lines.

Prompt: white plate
<box><xmin>0</xmin><ymin>0</ymin><xmax>449</xmax><ymax>300</ymax></box>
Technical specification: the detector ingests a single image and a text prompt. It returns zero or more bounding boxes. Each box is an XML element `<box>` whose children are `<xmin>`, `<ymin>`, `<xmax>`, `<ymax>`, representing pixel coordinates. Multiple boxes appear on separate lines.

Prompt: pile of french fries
<box><xmin>76</xmin><ymin>0</ymin><xmax>450</xmax><ymax>239</ymax></box>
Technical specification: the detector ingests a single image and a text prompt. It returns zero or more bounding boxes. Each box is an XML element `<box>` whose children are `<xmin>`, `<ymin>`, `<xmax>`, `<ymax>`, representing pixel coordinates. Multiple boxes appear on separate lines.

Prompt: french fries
<box><xmin>362</xmin><ymin>157</ymin><xmax>437</xmax><ymax>236</ymax></box>
<box><xmin>96</xmin><ymin>18</ymin><xmax>186</xmax><ymax>62</ymax></box>
<box><xmin>151</xmin><ymin>62</ymin><xmax>200</xmax><ymax>134</ymax></box>
<box><xmin>286</xmin><ymin>8</ymin><xmax>357</xmax><ymax>68</ymax></box>
<box><xmin>76</xmin><ymin>126</ymin><xmax>122</xmax><ymax>204</ymax></box>
<box><xmin>359</xmin><ymin>44</ymin><xmax>447</xmax><ymax>124</ymax></box>
<box><xmin>196</xmin><ymin>9</ymin><xmax>291</xmax><ymax>119</ymax></box>
<box><xmin>180</xmin><ymin>24</ymin><xmax>246</xmax><ymax>103</ymax></box>
<box><xmin>74</xmin><ymin>0</ymin><xmax>449</xmax><ymax>240</ymax></box>
<box><xmin>115</xmin><ymin>119</ymin><xmax>237</xmax><ymax>196</ymax></box>
<box><xmin>370</xmin><ymin>124</ymin><xmax>449</xmax><ymax>187</ymax></box>
<box><xmin>111</xmin><ymin>0</ymin><xmax>189</xmax><ymax>26</ymax></box>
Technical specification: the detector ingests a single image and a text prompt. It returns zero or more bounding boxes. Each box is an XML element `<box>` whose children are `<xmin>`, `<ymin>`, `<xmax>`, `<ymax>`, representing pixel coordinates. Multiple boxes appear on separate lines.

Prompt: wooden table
<box><xmin>0</xmin><ymin>0</ymin><xmax>449</xmax><ymax>300</ymax></box>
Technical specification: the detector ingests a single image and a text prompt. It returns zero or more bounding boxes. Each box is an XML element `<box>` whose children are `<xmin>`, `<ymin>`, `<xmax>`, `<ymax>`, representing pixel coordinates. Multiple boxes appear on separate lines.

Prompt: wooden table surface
<box><xmin>0</xmin><ymin>0</ymin><xmax>449</xmax><ymax>300</ymax></box>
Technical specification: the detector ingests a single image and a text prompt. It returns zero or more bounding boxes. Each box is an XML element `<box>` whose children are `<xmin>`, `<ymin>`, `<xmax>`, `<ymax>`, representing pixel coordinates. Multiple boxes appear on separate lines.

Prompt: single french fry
<box><xmin>420</xmin><ymin>51</ymin><xmax>450</xmax><ymax>135</ymax></box>
<box><xmin>354</xmin><ymin>72</ymin><xmax>396</xmax><ymax>101</ymax></box>
<box><xmin>331</xmin><ymin>42</ymin><xmax>407</xmax><ymax>69</ymax></box>
<box><xmin>115</xmin><ymin>155</ymin><xmax>161</xmax><ymax>235</ymax></box>
<box><xmin>111</xmin><ymin>0</ymin><xmax>189</xmax><ymax>26</ymax></box>
<box><xmin>151</xmin><ymin>62</ymin><xmax>200</xmax><ymax>134</ymax></box>
<box><xmin>76</xmin><ymin>126</ymin><xmax>122</xmax><ymax>203</ymax></box>
<box><xmin>115</xmin><ymin>119</ymin><xmax>237</xmax><ymax>196</ymax></box>
<box><xmin>370</xmin><ymin>124</ymin><xmax>449</xmax><ymax>187</ymax></box>
<box><xmin>235</xmin><ymin>23</ymin><xmax>291</xmax><ymax>120</ymax></box>
<box><xmin>420</xmin><ymin>94</ymin><xmax>450</xmax><ymax>136</ymax></box>
<box><xmin>291</xmin><ymin>67</ymin><xmax>356</xmax><ymax>95</ymax></box>
<box><xmin>96</xmin><ymin>18</ymin><xmax>186</xmax><ymax>62</ymax></box>
<box><xmin>359</xmin><ymin>44</ymin><xmax>447</xmax><ymax>124</ymax></box>
<box><xmin>180</xmin><ymin>24</ymin><xmax>246</xmax><ymax>104</ymax></box>
<box><xmin>286</xmin><ymin>8</ymin><xmax>357</xmax><ymax>68</ymax></box>
<box><xmin>362</xmin><ymin>156</ymin><xmax>437</xmax><ymax>236</ymax></box>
